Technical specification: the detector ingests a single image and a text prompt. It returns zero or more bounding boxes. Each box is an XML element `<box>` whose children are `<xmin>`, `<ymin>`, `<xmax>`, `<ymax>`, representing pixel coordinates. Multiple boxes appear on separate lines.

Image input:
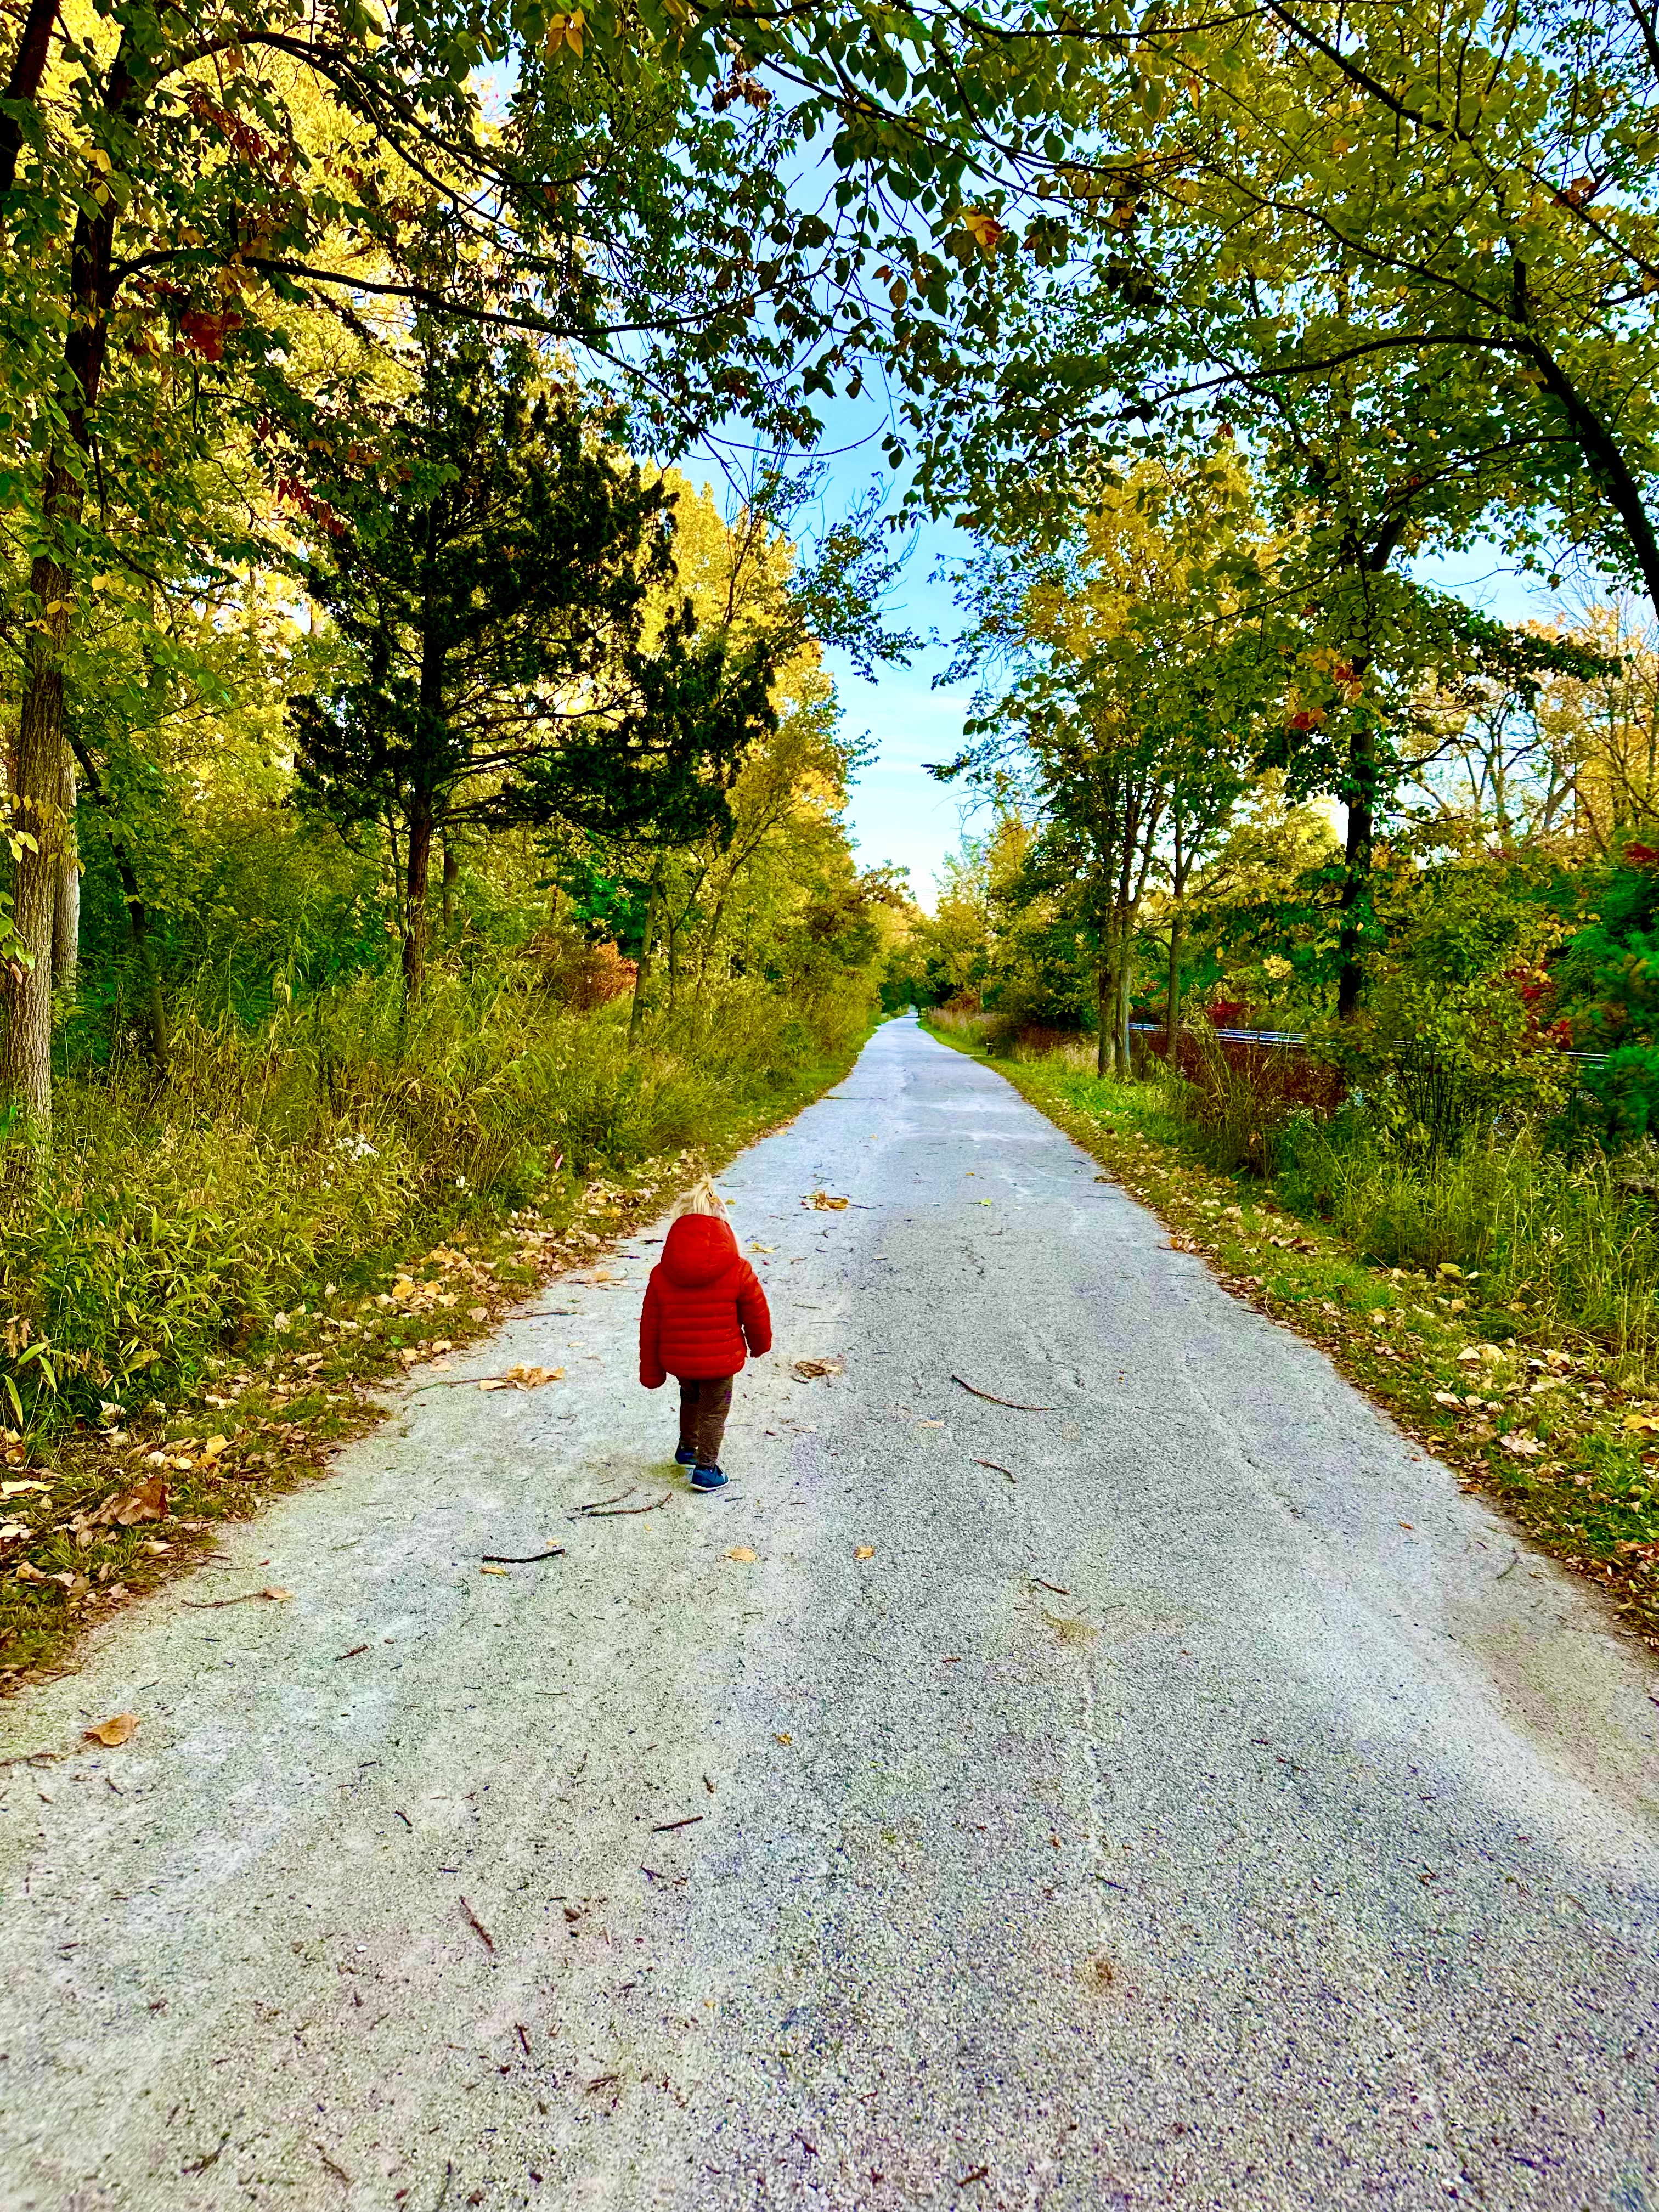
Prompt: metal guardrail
<box><xmin>1127</xmin><ymin>1021</ymin><xmax>1609</xmax><ymax>1069</ymax></box>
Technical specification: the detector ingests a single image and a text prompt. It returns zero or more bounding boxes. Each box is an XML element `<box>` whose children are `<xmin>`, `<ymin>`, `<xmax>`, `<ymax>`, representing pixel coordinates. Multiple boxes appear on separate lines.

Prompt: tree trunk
<box><xmin>402</xmin><ymin>794</ymin><xmax>434</xmax><ymax>1003</ymax></box>
<box><xmin>1095</xmin><ymin>945</ymin><xmax>1110</xmax><ymax>1079</ymax></box>
<box><xmin>1113</xmin><ymin>905</ymin><xmax>1133</xmax><ymax>1079</ymax></box>
<box><xmin>441</xmin><ymin>835</ymin><xmax>456</xmax><ymax>932</ymax></box>
<box><xmin>665</xmin><ymin>905</ymin><xmax>680</xmax><ymax>1013</ymax></box>
<box><xmin>2</xmin><ymin>533</ymin><xmax>74</xmax><ymax>1153</ymax></box>
<box><xmin>1336</xmin><ymin>719</ymin><xmax>1378</xmax><ymax>1019</ymax></box>
<box><xmin>52</xmin><ymin>746</ymin><xmax>78</xmax><ymax>994</ymax></box>
<box><xmin>628</xmin><ymin>878</ymin><xmax>659</xmax><ymax>1048</ymax></box>
<box><xmin>1166</xmin><ymin>909</ymin><xmax>1183</xmax><ymax>1064</ymax></box>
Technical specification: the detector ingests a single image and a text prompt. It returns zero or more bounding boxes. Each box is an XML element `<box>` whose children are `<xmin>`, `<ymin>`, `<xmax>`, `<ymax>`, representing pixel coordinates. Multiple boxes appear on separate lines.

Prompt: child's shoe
<box><xmin>674</xmin><ymin>1444</ymin><xmax>698</xmax><ymax>1466</ymax></box>
<box><xmin>690</xmin><ymin>1464</ymin><xmax>727</xmax><ymax>1491</ymax></box>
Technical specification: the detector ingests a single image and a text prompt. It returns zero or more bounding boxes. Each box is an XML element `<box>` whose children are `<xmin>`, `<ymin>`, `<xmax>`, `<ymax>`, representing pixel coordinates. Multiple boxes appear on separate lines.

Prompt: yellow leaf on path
<box><xmin>261</xmin><ymin>1587</ymin><xmax>294</xmax><ymax>1602</ymax></box>
<box><xmin>480</xmin><ymin>1562</ymin><xmax>509</xmax><ymax>1576</ymax></box>
<box><xmin>748</xmin><ymin>1243</ymin><xmax>775</xmax><ymax>1254</ymax></box>
<box><xmin>725</xmin><ymin>1545</ymin><xmax>757</xmax><ymax>1563</ymax></box>
<box><xmin>774</xmin><ymin>1731</ymin><xmax>792</xmax><ymax>1745</ymax></box>
<box><xmin>805</xmin><ymin>1192</ymin><xmax>849</xmax><ymax>1211</ymax></box>
<box><xmin>14</xmin><ymin>1560</ymin><xmax>47</xmax><ymax>1581</ymax></box>
<box><xmin>83</xmin><ymin>1713</ymin><xmax>138</xmax><ymax>1747</ymax></box>
<box><xmin>854</xmin><ymin>1545</ymin><xmax>874</xmax><ymax>1560</ymax></box>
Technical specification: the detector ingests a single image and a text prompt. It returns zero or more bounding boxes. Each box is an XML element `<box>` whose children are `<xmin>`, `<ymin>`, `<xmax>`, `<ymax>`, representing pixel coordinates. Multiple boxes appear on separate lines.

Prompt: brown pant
<box><xmin>678</xmin><ymin>1375</ymin><xmax>733</xmax><ymax>1467</ymax></box>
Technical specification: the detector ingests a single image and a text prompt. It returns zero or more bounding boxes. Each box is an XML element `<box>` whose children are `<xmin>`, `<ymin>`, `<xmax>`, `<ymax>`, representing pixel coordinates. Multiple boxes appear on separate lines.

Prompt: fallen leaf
<box><xmin>854</xmin><ymin>1544</ymin><xmax>874</xmax><ymax>1560</ymax></box>
<box><xmin>747</xmin><ymin>1243</ymin><xmax>775</xmax><ymax>1254</ymax></box>
<box><xmin>481</xmin><ymin>1562</ymin><xmax>510</xmax><ymax>1576</ymax></box>
<box><xmin>502</xmin><ymin>1364</ymin><xmax>563</xmax><ymax>1389</ymax></box>
<box><xmin>1</xmin><ymin>1479</ymin><xmax>50</xmax><ymax>1497</ymax></box>
<box><xmin>112</xmin><ymin>1474</ymin><xmax>167</xmax><ymax>1526</ymax></box>
<box><xmin>1623</xmin><ymin>1412</ymin><xmax>1659</xmax><ymax>1433</ymax></box>
<box><xmin>1500</xmin><ymin>1434</ymin><xmax>1544</xmax><ymax>1458</ymax></box>
<box><xmin>1433</xmin><ymin>1391</ymin><xmax>1462</xmax><ymax>1408</ymax></box>
<box><xmin>390</xmin><ymin>1277</ymin><xmax>419</xmax><ymax>1303</ymax></box>
<box><xmin>14</xmin><ymin>1559</ymin><xmax>47</xmax><ymax>1582</ymax></box>
<box><xmin>774</xmin><ymin>1731</ymin><xmax>792</xmax><ymax>1745</ymax></box>
<box><xmin>915</xmin><ymin>1418</ymin><xmax>944</xmax><ymax>1427</ymax></box>
<box><xmin>83</xmin><ymin>1713</ymin><xmax>139</xmax><ymax>1747</ymax></box>
<box><xmin>725</xmin><ymin>1545</ymin><xmax>758</xmax><ymax>1563</ymax></box>
<box><xmin>0</xmin><ymin>1521</ymin><xmax>27</xmax><ymax>1542</ymax></box>
<box><xmin>200</xmin><ymin>1435</ymin><xmax>229</xmax><ymax>1461</ymax></box>
<box><xmin>1436</xmin><ymin>1262</ymin><xmax>1463</xmax><ymax>1279</ymax></box>
<box><xmin>1398</xmin><ymin>1521</ymin><xmax>1414</xmax><ymax>1531</ymax></box>
<box><xmin>805</xmin><ymin>1192</ymin><xmax>849</xmax><ymax>1211</ymax></box>
<box><xmin>478</xmin><ymin>1378</ymin><xmax>510</xmax><ymax>1392</ymax></box>
<box><xmin>792</xmin><ymin>1357</ymin><xmax>844</xmax><ymax>1383</ymax></box>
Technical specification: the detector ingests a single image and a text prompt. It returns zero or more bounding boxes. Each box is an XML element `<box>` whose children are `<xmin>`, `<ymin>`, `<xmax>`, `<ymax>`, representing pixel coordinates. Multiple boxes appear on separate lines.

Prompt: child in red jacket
<box><xmin>639</xmin><ymin>1188</ymin><xmax>772</xmax><ymax>1491</ymax></box>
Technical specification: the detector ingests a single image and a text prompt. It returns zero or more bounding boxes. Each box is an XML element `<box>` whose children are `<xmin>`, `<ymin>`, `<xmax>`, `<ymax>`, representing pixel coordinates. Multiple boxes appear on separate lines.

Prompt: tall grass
<box><xmin>2</xmin><ymin>965</ymin><xmax>870</xmax><ymax>1429</ymax></box>
<box><xmin>933</xmin><ymin>1006</ymin><xmax>1659</xmax><ymax>1381</ymax></box>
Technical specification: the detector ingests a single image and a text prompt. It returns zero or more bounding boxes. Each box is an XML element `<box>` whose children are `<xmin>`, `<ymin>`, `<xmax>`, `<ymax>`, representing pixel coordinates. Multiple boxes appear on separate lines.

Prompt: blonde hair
<box><xmin>671</xmin><ymin>1176</ymin><xmax>725</xmax><ymax>1221</ymax></box>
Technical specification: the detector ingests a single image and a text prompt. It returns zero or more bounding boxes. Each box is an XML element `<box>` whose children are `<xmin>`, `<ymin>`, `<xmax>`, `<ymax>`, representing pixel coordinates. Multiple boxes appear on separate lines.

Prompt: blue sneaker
<box><xmin>674</xmin><ymin>1444</ymin><xmax>698</xmax><ymax>1466</ymax></box>
<box><xmin>690</xmin><ymin>1464</ymin><xmax>728</xmax><ymax>1491</ymax></box>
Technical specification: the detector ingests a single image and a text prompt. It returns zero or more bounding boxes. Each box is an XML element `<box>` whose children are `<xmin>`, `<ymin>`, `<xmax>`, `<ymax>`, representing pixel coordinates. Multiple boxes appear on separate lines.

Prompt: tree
<box><xmin>286</xmin><ymin>333</ymin><xmax>776</xmax><ymax>1001</ymax></box>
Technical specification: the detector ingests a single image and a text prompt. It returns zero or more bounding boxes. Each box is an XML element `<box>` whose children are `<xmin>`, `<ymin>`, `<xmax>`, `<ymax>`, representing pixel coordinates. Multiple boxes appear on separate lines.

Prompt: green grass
<box><xmin>927</xmin><ymin>1015</ymin><xmax>1659</xmax><ymax>1647</ymax></box>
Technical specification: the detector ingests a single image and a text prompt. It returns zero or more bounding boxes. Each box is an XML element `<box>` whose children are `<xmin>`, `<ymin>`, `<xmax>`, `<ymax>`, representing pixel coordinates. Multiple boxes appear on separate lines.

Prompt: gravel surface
<box><xmin>2</xmin><ymin>1014</ymin><xmax>1657</xmax><ymax>2212</ymax></box>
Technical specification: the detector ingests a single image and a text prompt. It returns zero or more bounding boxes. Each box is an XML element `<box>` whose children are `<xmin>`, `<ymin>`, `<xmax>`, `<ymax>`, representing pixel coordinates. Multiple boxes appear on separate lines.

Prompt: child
<box><xmin>639</xmin><ymin>1181</ymin><xmax>772</xmax><ymax>1491</ymax></box>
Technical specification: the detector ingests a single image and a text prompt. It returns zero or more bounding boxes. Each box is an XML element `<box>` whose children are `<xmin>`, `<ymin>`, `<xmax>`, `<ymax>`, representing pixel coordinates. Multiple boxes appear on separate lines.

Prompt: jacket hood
<box><xmin>661</xmin><ymin>1212</ymin><xmax>740</xmax><ymax>1290</ymax></box>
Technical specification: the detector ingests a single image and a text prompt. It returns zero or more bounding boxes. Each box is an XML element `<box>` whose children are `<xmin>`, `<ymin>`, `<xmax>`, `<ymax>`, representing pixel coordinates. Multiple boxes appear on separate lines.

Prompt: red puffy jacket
<box><xmin>639</xmin><ymin>1214</ymin><xmax>772</xmax><ymax>1387</ymax></box>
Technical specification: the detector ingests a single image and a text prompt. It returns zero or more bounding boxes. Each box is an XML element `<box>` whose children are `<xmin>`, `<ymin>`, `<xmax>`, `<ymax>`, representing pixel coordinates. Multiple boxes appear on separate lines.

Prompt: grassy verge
<box><xmin>1</xmin><ymin>978</ymin><xmax>874</xmax><ymax>1685</ymax></box>
<box><xmin>927</xmin><ymin>1020</ymin><xmax>1659</xmax><ymax>1650</ymax></box>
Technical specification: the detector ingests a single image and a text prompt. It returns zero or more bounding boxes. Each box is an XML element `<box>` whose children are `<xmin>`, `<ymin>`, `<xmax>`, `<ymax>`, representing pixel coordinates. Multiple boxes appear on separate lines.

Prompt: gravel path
<box><xmin>2</xmin><ymin>1015</ymin><xmax>1656</xmax><ymax>2212</ymax></box>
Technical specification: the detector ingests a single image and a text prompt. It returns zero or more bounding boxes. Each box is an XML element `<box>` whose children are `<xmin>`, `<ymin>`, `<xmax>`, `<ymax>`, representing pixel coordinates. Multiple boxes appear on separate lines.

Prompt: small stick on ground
<box><xmin>458</xmin><ymin>1896</ymin><xmax>496</xmax><ymax>1955</ymax></box>
<box><xmin>334</xmin><ymin>1644</ymin><xmax>369</xmax><ymax>1661</ymax></box>
<box><xmin>651</xmin><ymin>1814</ymin><xmax>704</xmax><ymax>1833</ymax></box>
<box><xmin>1032</xmin><ymin>1577</ymin><xmax>1070</xmax><ymax>1596</ymax></box>
<box><xmin>481</xmin><ymin>1548</ymin><xmax>566</xmax><ymax>1563</ymax></box>
<box><xmin>516</xmin><ymin>2022</ymin><xmax>532</xmax><ymax>2057</ymax></box>
<box><xmin>315</xmin><ymin>2145</ymin><xmax>354</xmax><ymax>2187</ymax></box>
<box><xmin>393</xmin><ymin>1809</ymin><xmax>413</xmax><ymax>1830</ymax></box>
<box><xmin>952</xmin><ymin>1375</ymin><xmax>1054</xmax><ymax>1412</ymax></box>
<box><xmin>973</xmin><ymin>1459</ymin><xmax>1016</xmax><ymax>1483</ymax></box>
<box><xmin>578</xmin><ymin>1496</ymin><xmax>673</xmax><ymax>1519</ymax></box>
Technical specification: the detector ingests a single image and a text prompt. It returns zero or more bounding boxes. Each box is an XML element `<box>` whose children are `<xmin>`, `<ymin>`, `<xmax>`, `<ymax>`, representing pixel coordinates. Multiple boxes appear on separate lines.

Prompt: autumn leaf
<box><xmin>480</xmin><ymin>1562</ymin><xmax>509</xmax><ymax>1576</ymax></box>
<box><xmin>792</xmin><ymin>1357</ymin><xmax>844</xmax><ymax>1381</ymax></box>
<box><xmin>725</xmin><ymin>1545</ymin><xmax>757</xmax><ymax>1562</ymax></box>
<box><xmin>805</xmin><ymin>1191</ymin><xmax>849</xmax><ymax>1211</ymax></box>
<box><xmin>854</xmin><ymin>1544</ymin><xmax>874</xmax><ymax>1560</ymax></box>
<box><xmin>83</xmin><ymin>1713</ymin><xmax>139</xmax><ymax>1747</ymax></box>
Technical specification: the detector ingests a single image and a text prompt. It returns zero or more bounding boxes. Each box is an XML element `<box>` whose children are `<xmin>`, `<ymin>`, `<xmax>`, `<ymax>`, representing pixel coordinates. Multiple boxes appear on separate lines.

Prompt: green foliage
<box><xmin>1</xmin><ymin>963</ymin><xmax>877</xmax><ymax>1432</ymax></box>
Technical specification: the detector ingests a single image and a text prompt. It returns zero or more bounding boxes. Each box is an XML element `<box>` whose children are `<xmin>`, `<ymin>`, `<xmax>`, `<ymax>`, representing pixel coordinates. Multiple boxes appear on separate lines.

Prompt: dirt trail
<box><xmin>2</xmin><ymin>1016</ymin><xmax>1656</xmax><ymax>2211</ymax></box>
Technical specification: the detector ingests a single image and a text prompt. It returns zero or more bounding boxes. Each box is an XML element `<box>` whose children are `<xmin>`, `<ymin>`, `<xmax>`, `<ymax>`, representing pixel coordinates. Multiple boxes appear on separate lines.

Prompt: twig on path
<box><xmin>393</xmin><ymin>1809</ymin><xmax>413</xmax><ymax>1830</ymax></box>
<box><xmin>315</xmin><ymin>2144</ymin><xmax>354</xmax><ymax>2188</ymax></box>
<box><xmin>651</xmin><ymin>1813</ymin><xmax>704</xmax><ymax>1833</ymax></box>
<box><xmin>1032</xmin><ymin>1577</ymin><xmax>1070</xmax><ymax>1596</ymax></box>
<box><xmin>956</xmin><ymin>2167</ymin><xmax>990</xmax><ymax>2188</ymax></box>
<box><xmin>516</xmin><ymin>2022</ymin><xmax>532</xmax><ymax>2057</ymax></box>
<box><xmin>458</xmin><ymin>1896</ymin><xmax>495</xmax><ymax>1955</ymax></box>
<box><xmin>576</xmin><ymin>1494</ymin><xmax>673</xmax><ymax>1519</ymax></box>
<box><xmin>180</xmin><ymin>1587</ymin><xmax>291</xmax><ymax>1610</ymax></box>
<box><xmin>334</xmin><ymin>1644</ymin><xmax>369</xmax><ymax>1661</ymax></box>
<box><xmin>1496</xmin><ymin>1549</ymin><xmax>1521</xmax><ymax>1579</ymax></box>
<box><xmin>575</xmin><ymin>1488</ymin><xmax>635</xmax><ymax>1513</ymax></box>
<box><xmin>973</xmin><ymin>1459</ymin><xmax>1016</xmax><ymax>1483</ymax></box>
<box><xmin>518</xmin><ymin>1309</ymin><xmax>581</xmax><ymax>1317</ymax></box>
<box><xmin>0</xmin><ymin>1747</ymin><xmax>66</xmax><ymax>1769</ymax></box>
<box><xmin>952</xmin><ymin>1375</ymin><xmax>1053</xmax><ymax>1412</ymax></box>
<box><xmin>480</xmin><ymin>1547</ymin><xmax>566</xmax><ymax>1562</ymax></box>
